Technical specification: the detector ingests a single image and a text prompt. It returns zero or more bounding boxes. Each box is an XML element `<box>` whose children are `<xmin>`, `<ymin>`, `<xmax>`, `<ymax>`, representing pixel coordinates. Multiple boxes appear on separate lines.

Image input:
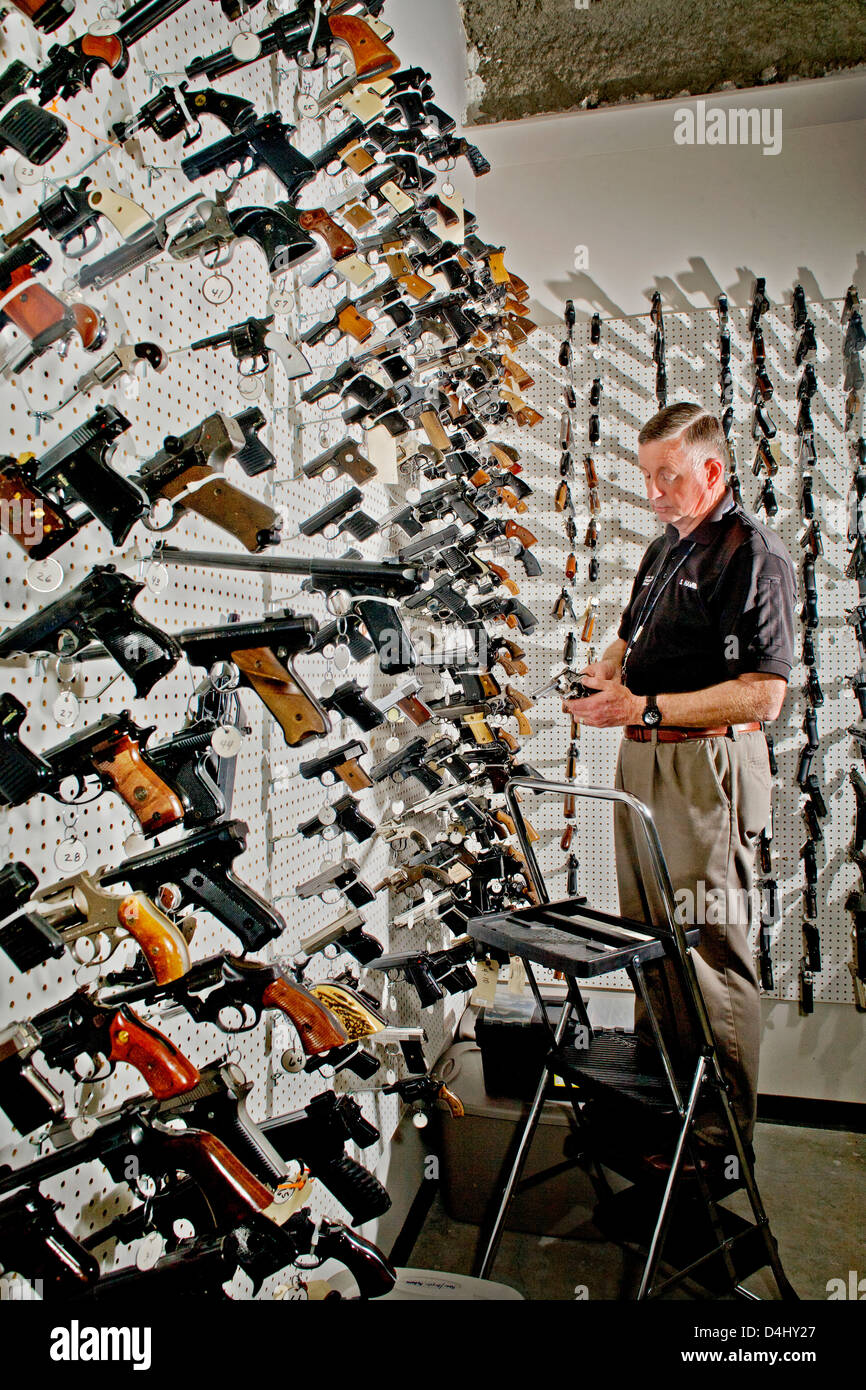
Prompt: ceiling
<box><xmin>459</xmin><ymin>0</ymin><xmax>866</xmax><ymax>124</ymax></box>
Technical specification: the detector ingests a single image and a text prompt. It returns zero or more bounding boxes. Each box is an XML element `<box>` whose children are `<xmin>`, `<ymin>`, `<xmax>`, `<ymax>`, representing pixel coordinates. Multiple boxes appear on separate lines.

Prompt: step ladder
<box><xmin>467</xmin><ymin>777</ymin><xmax>798</xmax><ymax>1301</ymax></box>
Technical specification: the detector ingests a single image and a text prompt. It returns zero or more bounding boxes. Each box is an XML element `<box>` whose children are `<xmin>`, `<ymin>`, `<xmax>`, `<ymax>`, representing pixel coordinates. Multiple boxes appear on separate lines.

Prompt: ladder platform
<box><xmin>467</xmin><ymin>898</ymin><xmax>701</xmax><ymax>976</ymax></box>
<box><xmin>552</xmin><ymin>1027</ymin><xmax>682</xmax><ymax>1113</ymax></box>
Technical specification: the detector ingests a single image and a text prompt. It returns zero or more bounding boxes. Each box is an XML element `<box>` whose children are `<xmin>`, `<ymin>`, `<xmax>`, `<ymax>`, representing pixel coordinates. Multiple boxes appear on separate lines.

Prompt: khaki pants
<box><xmin>614</xmin><ymin>730</ymin><xmax>772</xmax><ymax>1145</ymax></box>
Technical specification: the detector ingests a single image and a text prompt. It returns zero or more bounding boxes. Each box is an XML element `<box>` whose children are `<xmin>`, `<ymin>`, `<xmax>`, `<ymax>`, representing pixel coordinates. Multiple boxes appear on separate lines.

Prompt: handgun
<box><xmin>0</xmin><ymin>239</ymin><xmax>106</xmax><ymax>375</ymax></box>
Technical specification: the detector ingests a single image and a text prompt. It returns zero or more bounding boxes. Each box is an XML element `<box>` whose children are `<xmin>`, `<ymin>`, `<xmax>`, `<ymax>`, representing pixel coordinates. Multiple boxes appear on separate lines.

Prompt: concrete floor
<box><xmin>408</xmin><ymin>1120</ymin><xmax>865</xmax><ymax>1300</ymax></box>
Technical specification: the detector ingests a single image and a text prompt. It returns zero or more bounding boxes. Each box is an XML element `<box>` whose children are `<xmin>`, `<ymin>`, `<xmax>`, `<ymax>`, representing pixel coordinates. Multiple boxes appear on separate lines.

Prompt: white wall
<box><xmin>470</xmin><ymin>73</ymin><xmax>866</xmax><ymax>321</ymax></box>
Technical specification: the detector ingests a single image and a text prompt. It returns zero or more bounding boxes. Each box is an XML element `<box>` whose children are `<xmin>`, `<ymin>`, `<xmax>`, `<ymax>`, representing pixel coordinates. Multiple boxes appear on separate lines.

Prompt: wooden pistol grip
<box><xmin>499</xmin><ymin>487</ymin><xmax>526</xmax><ymax>513</ymax></box>
<box><xmin>231</xmin><ymin>646</ymin><xmax>328</xmax><ymax>747</ymax></box>
<box><xmin>565</xmin><ymin>553</ymin><xmax>577</xmax><ymax>581</ymax></box>
<box><xmin>561</xmin><ymin>822</ymin><xmax>574</xmax><ymax>849</ymax></box>
<box><xmin>505</xmin><ymin>296</ymin><xmax>530</xmax><ymax>318</ymax></box>
<box><xmin>464</xmin><ymin>713</ymin><xmax>494</xmax><ymax>745</ymax></box>
<box><xmin>180</xmin><ymin>478</ymin><xmax>281</xmax><ymax>553</ymax></box>
<box><xmin>555</xmin><ymin>481</ymin><xmax>569</xmax><ymax>513</ymax></box>
<box><xmin>3</xmin><ymin>270</ymin><xmax>72</xmax><ymax>345</ymax></box>
<box><xmin>476</xmin><ymin>672</ymin><xmax>501</xmax><ymax>698</ymax></box>
<box><xmin>335</xmin><ymin>757</ymin><xmax>373</xmax><ymax>792</ymax></box>
<box><xmin>328</xmin><ymin>14</ymin><xmax>400</xmax><ymax>80</ymax></box>
<box><xmin>116</xmin><ymin>894</ymin><xmax>191</xmax><ymax>985</ymax></box>
<box><xmin>342</xmin><ymin>145</ymin><xmax>377</xmax><ymax>174</ymax></box>
<box><xmin>70</xmin><ymin>302</ymin><xmax>104</xmax><ymax>350</ymax></box>
<box><xmin>298</xmin><ymin>208</ymin><xmax>357</xmax><ymax>262</ymax></box>
<box><xmin>505</xmin><ymin>685</ymin><xmax>533</xmax><ymax>712</ymax></box>
<box><xmin>508</xmin><ymin>272</ymin><xmax>529</xmax><ymax>297</ymax></box>
<box><xmin>262</xmin><ymin>977</ymin><xmax>348</xmax><ymax>1056</ymax></box>
<box><xmin>342</xmin><ymin>202</ymin><xmax>376</xmax><ymax>229</ymax></box>
<box><xmin>155</xmin><ymin>1125</ymin><xmax>274</xmax><ymax>1224</ymax></box>
<box><xmin>502</xmin><ymin>355</ymin><xmax>534</xmax><ymax>390</ymax></box>
<box><xmin>582</xmin><ymin>610</ymin><xmax>596</xmax><ymax>643</ymax></box>
<box><xmin>92</xmin><ymin>733</ymin><xmax>185</xmax><ymax>835</ymax></box>
<box><xmin>397</xmin><ymin>272</ymin><xmax>434</xmax><ymax>301</ymax></box>
<box><xmin>0</xmin><ymin>469</ymin><xmax>68</xmax><ymax>553</ymax></box>
<box><xmin>487</xmin><ymin>251</ymin><xmax>510</xmax><ymax>285</ymax></box>
<box><xmin>524</xmin><ymin>819</ymin><xmax>540</xmax><ymax>844</ymax></box>
<box><xmin>488</xmin><ymin>564</ymin><xmax>518</xmax><ymax>595</ymax></box>
<box><xmin>419</xmin><ymin>409</ymin><xmax>451</xmax><ymax>451</ymax></box>
<box><xmin>510</xmin><ymin>707</ymin><xmax>532</xmax><ymax>737</ymax></box>
<box><xmin>469</xmin><ymin>468</ymin><xmax>491</xmax><ymax>488</ymax></box>
<box><xmin>108</xmin><ymin>1007</ymin><xmax>200</xmax><ymax>1099</ymax></box>
<box><xmin>158</xmin><ymin>463</ymin><xmax>211</xmax><ymax>499</ymax></box>
<box><xmin>505</xmin><ymin>521</ymin><xmax>537</xmax><ymax>547</ymax></box>
<box><xmin>396</xmin><ymin>694</ymin><xmax>432</xmax><ymax>725</ymax></box>
<box><xmin>489</xmin><ymin>444</ymin><xmax>521</xmax><ymax>472</ymax></box>
<box><xmin>80</xmin><ymin>31</ymin><xmax>125</xmax><ymax>68</ymax></box>
<box><xmin>470</xmin><ymin>329</ymin><xmax>490</xmax><ymax>349</ymax></box>
<box><xmin>584</xmin><ymin>456</ymin><xmax>599</xmax><ymax>489</ymax></box>
<box><xmin>496</xmin><ymin>729</ymin><xmax>519</xmax><ymax>752</ymax></box>
<box><xmin>438</xmin><ymin>1082</ymin><xmax>465</xmax><ymax>1118</ymax></box>
<box><xmin>338</xmin><ymin>304</ymin><xmax>375</xmax><ymax>343</ymax></box>
<box><xmin>495</xmin><ymin>810</ymin><xmax>516</xmax><ymax>834</ymax></box>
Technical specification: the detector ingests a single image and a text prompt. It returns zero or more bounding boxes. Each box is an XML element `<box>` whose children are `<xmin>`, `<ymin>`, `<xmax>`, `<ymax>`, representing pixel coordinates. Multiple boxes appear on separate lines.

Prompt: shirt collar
<box><xmin>664</xmin><ymin>487</ymin><xmax>736</xmax><ymax>547</ymax></box>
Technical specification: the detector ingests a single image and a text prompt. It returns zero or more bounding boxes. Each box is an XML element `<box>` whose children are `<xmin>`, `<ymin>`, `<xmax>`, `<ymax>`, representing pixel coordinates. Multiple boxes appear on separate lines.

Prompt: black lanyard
<box><xmin>621</xmin><ymin>540</ymin><xmax>696</xmax><ymax>684</ymax></box>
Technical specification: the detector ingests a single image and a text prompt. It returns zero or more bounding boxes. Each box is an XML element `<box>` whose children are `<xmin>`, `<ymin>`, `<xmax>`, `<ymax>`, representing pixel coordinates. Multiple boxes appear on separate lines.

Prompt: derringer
<box><xmin>299</xmin><ymin>740</ymin><xmax>372</xmax><ymax>792</ymax></box>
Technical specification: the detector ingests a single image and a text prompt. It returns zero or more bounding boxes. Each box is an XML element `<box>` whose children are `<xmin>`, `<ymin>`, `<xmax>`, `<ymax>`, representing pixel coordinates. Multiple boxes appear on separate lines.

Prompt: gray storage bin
<box><xmin>433</xmin><ymin>1040</ymin><xmax>597</xmax><ymax>1235</ymax></box>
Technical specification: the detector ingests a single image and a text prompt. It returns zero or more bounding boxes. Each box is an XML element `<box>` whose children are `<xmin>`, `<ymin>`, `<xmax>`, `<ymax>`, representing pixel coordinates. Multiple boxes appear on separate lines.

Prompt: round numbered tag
<box><xmin>145</xmin><ymin>563</ymin><xmax>169</xmax><ymax>596</ymax></box>
<box><xmin>412</xmin><ymin>1111</ymin><xmax>428</xmax><ymax>1129</ymax></box>
<box><xmin>211</xmin><ymin>723</ymin><xmax>243</xmax><ymax>758</ymax></box>
<box><xmin>406</xmin><ymin>486</ymin><xmax>422</xmax><ymax>505</ymax></box>
<box><xmin>297</xmin><ymin>93</ymin><xmax>319</xmax><ymax>119</ymax></box>
<box><xmin>386</xmin><ymin>706</ymin><xmax>403</xmax><ymax>724</ymax></box>
<box><xmin>89</xmin><ymin>17</ymin><xmax>120</xmax><ymax>34</ymax></box>
<box><xmin>268</xmin><ymin>285</ymin><xmax>295</xmax><ymax>316</ymax></box>
<box><xmin>238</xmin><ymin>375</ymin><xmax>263</xmax><ymax>400</ymax></box>
<box><xmin>319</xmin><ymin>677</ymin><xmax>336</xmax><ymax>699</ymax></box>
<box><xmin>147</xmin><ymin>497</ymin><xmax>174</xmax><ymax>531</ymax></box>
<box><xmin>26</xmin><ymin>556</ymin><xmax>64</xmax><ymax>592</ymax></box>
<box><xmin>334</xmin><ymin>645</ymin><xmax>351</xmax><ymax>672</ymax></box>
<box><xmin>441</xmin><ymin>179</ymin><xmax>455</xmax><ymax>198</ymax></box>
<box><xmin>203</xmin><ymin>273</ymin><xmax>233</xmax><ymax>306</ymax></box>
<box><xmin>390</xmin><ymin>800</ymin><xmax>405</xmax><ymax>817</ymax></box>
<box><xmin>135</xmin><ymin>1233</ymin><xmax>164</xmax><ymax>1272</ymax></box>
<box><xmin>52</xmin><ymin>690</ymin><xmax>80</xmax><ymax>727</ymax></box>
<box><xmin>385</xmin><ymin>735</ymin><xmax>401</xmax><ymax>753</ymax></box>
<box><xmin>14</xmin><ymin>159</ymin><xmax>42</xmax><ymax>186</ymax></box>
<box><xmin>319</xmin><ymin>804</ymin><xmax>337</xmax><ymax>826</ymax></box>
<box><xmin>231</xmin><ymin>30</ymin><xmax>262</xmax><ymax>60</ymax></box>
<box><xmin>123</xmin><ymin>832</ymin><xmax>147</xmax><ymax>858</ymax></box>
<box><xmin>55</xmin><ymin>837</ymin><xmax>87</xmax><ymax>873</ymax></box>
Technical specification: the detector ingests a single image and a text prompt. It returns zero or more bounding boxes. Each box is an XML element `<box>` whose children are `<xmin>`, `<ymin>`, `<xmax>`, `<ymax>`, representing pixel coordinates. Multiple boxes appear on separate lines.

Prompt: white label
<box><xmin>318</xmin><ymin>677</ymin><xmax>336</xmax><ymax>699</ymax></box>
<box><xmin>238</xmin><ymin>375</ymin><xmax>263</xmax><ymax>400</ymax></box>
<box><xmin>135</xmin><ymin>1233</ymin><xmax>164</xmax><ymax>1271</ymax></box>
<box><xmin>55</xmin><ymin>837</ymin><xmax>87</xmax><ymax>873</ymax></box>
<box><xmin>334</xmin><ymin>645</ymin><xmax>351</xmax><ymax>672</ymax></box>
<box><xmin>26</xmin><ymin>557</ymin><xmax>63</xmax><ymax>592</ymax></box>
<box><xmin>123</xmin><ymin>832</ymin><xmax>147</xmax><ymax>857</ymax></box>
<box><xmin>14</xmin><ymin>160</ymin><xmax>42</xmax><ymax>186</ymax></box>
<box><xmin>202</xmin><ymin>273</ymin><xmax>233</xmax><ymax>306</ymax></box>
<box><xmin>145</xmin><ymin>563</ymin><xmax>169</xmax><ymax>596</ymax></box>
<box><xmin>385</xmin><ymin>735</ymin><xmax>400</xmax><ymax>753</ymax></box>
<box><xmin>231</xmin><ymin>31</ymin><xmax>262</xmax><ymax>60</ymax></box>
<box><xmin>89</xmin><ymin>18</ymin><xmax>120</xmax><ymax>34</ymax></box>
<box><xmin>470</xmin><ymin>959</ymin><xmax>500</xmax><ymax>1007</ymax></box>
<box><xmin>296</xmin><ymin>93</ymin><xmax>319</xmax><ymax>119</ymax></box>
<box><xmin>52</xmin><ymin>691</ymin><xmax>79</xmax><ymax>727</ymax></box>
<box><xmin>211</xmin><ymin>724</ymin><xmax>243</xmax><ymax>758</ymax></box>
<box><xmin>268</xmin><ymin>286</ymin><xmax>295</xmax><ymax>316</ymax></box>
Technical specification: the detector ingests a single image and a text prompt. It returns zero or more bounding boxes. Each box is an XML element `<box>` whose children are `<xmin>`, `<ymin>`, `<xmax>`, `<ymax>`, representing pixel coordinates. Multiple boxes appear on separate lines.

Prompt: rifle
<box><xmin>131</xmin><ymin>411</ymin><xmax>283</xmax><ymax>552</ymax></box>
<box><xmin>0</xmin><ymin>239</ymin><xmax>106</xmax><ymax>376</ymax></box>
<box><xmin>0</xmin><ymin>405</ymin><xmax>147</xmax><ymax>557</ymax></box>
<box><xmin>0</xmin><ymin>864</ymin><xmax>191</xmax><ymax>980</ymax></box>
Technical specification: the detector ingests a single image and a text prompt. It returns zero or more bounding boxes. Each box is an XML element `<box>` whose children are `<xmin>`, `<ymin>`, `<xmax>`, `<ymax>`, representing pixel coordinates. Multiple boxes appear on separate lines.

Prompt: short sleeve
<box><xmin>715</xmin><ymin>546</ymin><xmax>796</xmax><ymax>679</ymax></box>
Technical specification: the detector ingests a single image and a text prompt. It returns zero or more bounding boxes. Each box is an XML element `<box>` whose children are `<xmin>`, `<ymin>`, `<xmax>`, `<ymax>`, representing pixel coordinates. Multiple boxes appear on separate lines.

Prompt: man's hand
<box><xmin>582</xmin><ymin>658</ymin><xmax>618</xmax><ymax>682</ymax></box>
<box><xmin>563</xmin><ymin>672</ymin><xmax>643</xmax><ymax>728</ymax></box>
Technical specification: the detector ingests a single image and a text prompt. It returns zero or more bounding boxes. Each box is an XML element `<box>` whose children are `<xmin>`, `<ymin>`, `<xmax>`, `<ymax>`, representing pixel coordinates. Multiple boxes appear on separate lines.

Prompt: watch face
<box><xmin>642</xmin><ymin>704</ymin><xmax>662</xmax><ymax>727</ymax></box>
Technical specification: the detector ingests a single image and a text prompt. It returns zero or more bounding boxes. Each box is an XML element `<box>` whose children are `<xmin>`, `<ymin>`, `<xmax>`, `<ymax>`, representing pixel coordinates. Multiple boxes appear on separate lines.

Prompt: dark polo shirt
<box><xmin>617</xmin><ymin>488</ymin><xmax>796</xmax><ymax>696</ymax></box>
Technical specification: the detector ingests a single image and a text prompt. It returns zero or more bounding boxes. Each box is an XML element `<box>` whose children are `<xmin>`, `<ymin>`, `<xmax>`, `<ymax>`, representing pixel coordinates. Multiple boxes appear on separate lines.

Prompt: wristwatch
<box><xmin>641</xmin><ymin>694</ymin><xmax>662</xmax><ymax>728</ymax></box>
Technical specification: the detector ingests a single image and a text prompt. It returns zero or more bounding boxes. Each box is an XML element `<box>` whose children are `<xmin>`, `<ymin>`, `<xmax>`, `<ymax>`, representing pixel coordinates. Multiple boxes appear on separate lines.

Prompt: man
<box><xmin>564</xmin><ymin>402</ymin><xmax>796</xmax><ymax>1156</ymax></box>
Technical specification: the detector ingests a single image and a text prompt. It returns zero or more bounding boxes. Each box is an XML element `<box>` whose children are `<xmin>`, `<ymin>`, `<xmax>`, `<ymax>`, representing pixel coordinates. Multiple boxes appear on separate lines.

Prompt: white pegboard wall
<box><xmin>0</xmin><ymin>0</ymin><xmax>515</xmax><ymax>1281</ymax></box>
<box><xmin>505</xmin><ymin>303</ymin><xmax>861</xmax><ymax>1009</ymax></box>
